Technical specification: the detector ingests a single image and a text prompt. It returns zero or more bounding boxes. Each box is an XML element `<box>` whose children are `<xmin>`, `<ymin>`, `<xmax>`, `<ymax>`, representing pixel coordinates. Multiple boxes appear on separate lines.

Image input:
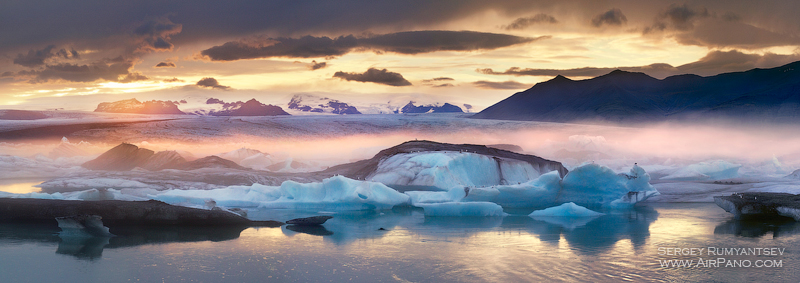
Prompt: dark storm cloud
<box><xmin>674</xmin><ymin>20</ymin><xmax>800</xmax><ymax>49</ymax></box>
<box><xmin>132</xmin><ymin>18</ymin><xmax>182</xmax><ymax>53</ymax></box>
<box><xmin>200</xmin><ymin>31</ymin><xmax>543</xmax><ymax>61</ymax></box>
<box><xmin>502</xmin><ymin>14</ymin><xmax>558</xmax><ymax>30</ymax></box>
<box><xmin>638</xmin><ymin>3</ymin><xmax>800</xmax><ymax>49</ymax></box>
<box><xmin>13</xmin><ymin>45</ymin><xmax>79</xmax><ymax>67</ymax></box>
<box><xmin>644</xmin><ymin>4</ymin><xmax>709</xmax><ymax>33</ymax></box>
<box><xmin>155</xmin><ymin>62</ymin><xmax>176</xmax><ymax>68</ymax></box>
<box><xmin>472</xmin><ymin>80</ymin><xmax>529</xmax><ymax>89</ymax></box>
<box><xmin>477</xmin><ymin>50</ymin><xmax>800</xmax><ymax>79</ymax></box>
<box><xmin>591</xmin><ymin>8</ymin><xmax>627</xmax><ymax>27</ymax></box>
<box><xmin>18</xmin><ymin>57</ymin><xmax>148</xmax><ymax>83</ymax></box>
<box><xmin>333</xmin><ymin>68</ymin><xmax>411</xmax><ymax>86</ymax></box>
<box><xmin>196</xmin><ymin>77</ymin><xmax>231</xmax><ymax>89</ymax></box>
<box><xmin>309</xmin><ymin>60</ymin><xmax>328</xmax><ymax>70</ymax></box>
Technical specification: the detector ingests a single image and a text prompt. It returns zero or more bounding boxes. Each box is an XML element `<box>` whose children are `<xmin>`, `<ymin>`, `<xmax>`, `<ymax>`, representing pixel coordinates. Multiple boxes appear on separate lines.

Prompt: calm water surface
<box><xmin>1</xmin><ymin>203</ymin><xmax>798</xmax><ymax>282</ymax></box>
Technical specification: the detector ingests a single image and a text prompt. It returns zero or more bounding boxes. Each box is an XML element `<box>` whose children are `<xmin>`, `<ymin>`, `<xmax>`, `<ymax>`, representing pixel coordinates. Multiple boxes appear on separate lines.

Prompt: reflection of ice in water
<box><xmin>1</xmin><ymin>204</ymin><xmax>800</xmax><ymax>282</ymax></box>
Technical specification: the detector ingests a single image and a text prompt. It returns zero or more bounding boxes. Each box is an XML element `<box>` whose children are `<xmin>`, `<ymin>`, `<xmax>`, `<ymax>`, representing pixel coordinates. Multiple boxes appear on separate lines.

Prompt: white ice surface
<box><xmin>368</xmin><ymin>151</ymin><xmax>541</xmax><ymax>190</ymax></box>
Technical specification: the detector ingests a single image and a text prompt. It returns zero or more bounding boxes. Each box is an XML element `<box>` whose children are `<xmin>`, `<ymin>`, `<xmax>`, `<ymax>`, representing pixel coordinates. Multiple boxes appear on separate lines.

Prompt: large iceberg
<box><xmin>368</xmin><ymin>151</ymin><xmax>544</xmax><ymax>190</ymax></box>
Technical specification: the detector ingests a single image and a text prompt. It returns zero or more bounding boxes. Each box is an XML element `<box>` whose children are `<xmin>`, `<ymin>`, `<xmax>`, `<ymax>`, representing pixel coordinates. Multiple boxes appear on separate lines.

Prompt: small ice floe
<box><xmin>55</xmin><ymin>214</ymin><xmax>115</xmax><ymax>237</ymax></box>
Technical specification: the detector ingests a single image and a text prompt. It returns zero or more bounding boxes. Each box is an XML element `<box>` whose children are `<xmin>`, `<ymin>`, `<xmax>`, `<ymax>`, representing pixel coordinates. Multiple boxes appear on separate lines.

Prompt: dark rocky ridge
<box><xmin>173</xmin><ymin>156</ymin><xmax>247</xmax><ymax>170</ymax></box>
<box><xmin>472</xmin><ymin>61</ymin><xmax>800</xmax><ymax>123</ymax></box>
<box><xmin>324</xmin><ymin>140</ymin><xmax>568</xmax><ymax>179</ymax></box>
<box><xmin>0</xmin><ymin>199</ymin><xmax>282</xmax><ymax>227</ymax></box>
<box><xmin>714</xmin><ymin>192</ymin><xmax>800</xmax><ymax>220</ymax></box>
<box><xmin>82</xmin><ymin>143</ymin><xmax>244</xmax><ymax>171</ymax></box>
<box><xmin>83</xmin><ymin>143</ymin><xmax>155</xmax><ymax>171</ymax></box>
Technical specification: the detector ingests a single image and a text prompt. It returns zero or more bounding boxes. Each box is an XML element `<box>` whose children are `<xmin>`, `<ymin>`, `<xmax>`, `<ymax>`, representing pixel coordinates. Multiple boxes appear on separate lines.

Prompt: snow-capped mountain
<box><xmin>288</xmin><ymin>94</ymin><xmax>361</xmax><ymax>114</ymax></box>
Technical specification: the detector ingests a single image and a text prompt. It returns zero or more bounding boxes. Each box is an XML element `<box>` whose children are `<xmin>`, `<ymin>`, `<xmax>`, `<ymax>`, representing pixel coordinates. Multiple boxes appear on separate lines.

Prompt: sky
<box><xmin>1</xmin><ymin>0</ymin><xmax>799</xmax><ymax>111</ymax></box>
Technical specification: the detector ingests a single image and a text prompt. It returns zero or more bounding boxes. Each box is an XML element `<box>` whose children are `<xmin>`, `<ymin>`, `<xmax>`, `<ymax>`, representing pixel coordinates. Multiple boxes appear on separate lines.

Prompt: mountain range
<box><xmin>472</xmin><ymin>61</ymin><xmax>800</xmax><ymax>123</ymax></box>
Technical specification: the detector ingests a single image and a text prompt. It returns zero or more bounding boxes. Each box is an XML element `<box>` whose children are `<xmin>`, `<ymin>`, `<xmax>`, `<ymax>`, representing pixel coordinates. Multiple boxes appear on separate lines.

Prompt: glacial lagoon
<box><xmin>1</xmin><ymin>203</ymin><xmax>798</xmax><ymax>282</ymax></box>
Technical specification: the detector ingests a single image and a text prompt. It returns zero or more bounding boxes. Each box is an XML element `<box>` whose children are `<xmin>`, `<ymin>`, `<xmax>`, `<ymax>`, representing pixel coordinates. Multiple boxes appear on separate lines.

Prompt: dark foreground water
<box><xmin>1</xmin><ymin>203</ymin><xmax>799</xmax><ymax>282</ymax></box>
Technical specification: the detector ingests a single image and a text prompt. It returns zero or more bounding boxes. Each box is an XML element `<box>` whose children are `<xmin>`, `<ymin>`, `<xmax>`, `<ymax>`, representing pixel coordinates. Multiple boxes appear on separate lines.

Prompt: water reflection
<box><xmin>0</xmin><ymin>223</ymin><xmax>255</xmax><ymax>260</ymax></box>
<box><xmin>284</xmin><ymin>225</ymin><xmax>334</xmax><ymax>236</ymax></box>
<box><xmin>500</xmin><ymin>206</ymin><xmax>659</xmax><ymax>255</ymax></box>
<box><xmin>1</xmin><ymin>206</ymin><xmax>659</xmax><ymax>261</ymax></box>
<box><xmin>56</xmin><ymin>236</ymin><xmax>109</xmax><ymax>260</ymax></box>
<box><xmin>714</xmin><ymin>218</ymin><xmax>800</xmax><ymax>238</ymax></box>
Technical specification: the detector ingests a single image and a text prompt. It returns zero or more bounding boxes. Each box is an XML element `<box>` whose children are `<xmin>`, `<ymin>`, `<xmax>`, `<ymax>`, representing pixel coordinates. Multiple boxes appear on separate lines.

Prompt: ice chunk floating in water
<box><xmin>154</xmin><ymin>175</ymin><xmax>411</xmax><ymax>211</ymax></box>
<box><xmin>404</xmin><ymin>163</ymin><xmax>659</xmax><ymax>209</ymax></box>
<box><xmin>529</xmin><ymin>202</ymin><xmax>604</xmax><ymax>217</ymax></box>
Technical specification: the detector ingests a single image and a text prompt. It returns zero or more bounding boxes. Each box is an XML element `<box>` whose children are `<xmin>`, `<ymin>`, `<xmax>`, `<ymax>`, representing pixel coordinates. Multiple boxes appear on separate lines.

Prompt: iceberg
<box><xmin>154</xmin><ymin>176</ymin><xmax>410</xmax><ymax>211</ymax></box>
<box><xmin>368</xmin><ymin>151</ymin><xmax>543</xmax><ymax>190</ymax></box>
<box><xmin>529</xmin><ymin>202</ymin><xmax>604</xmax><ymax>217</ymax></box>
<box><xmin>416</xmin><ymin>202</ymin><xmax>506</xmax><ymax>217</ymax></box>
<box><xmin>403</xmin><ymin>163</ymin><xmax>657</xmax><ymax>209</ymax></box>
<box><xmin>559</xmin><ymin>163</ymin><xmax>659</xmax><ymax>208</ymax></box>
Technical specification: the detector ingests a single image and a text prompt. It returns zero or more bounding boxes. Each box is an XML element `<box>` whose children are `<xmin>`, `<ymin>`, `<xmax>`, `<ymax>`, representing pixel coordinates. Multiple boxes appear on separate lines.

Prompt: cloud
<box><xmin>472</xmin><ymin>80</ymin><xmax>529</xmax><ymax>89</ymax></box>
<box><xmin>674</xmin><ymin>20</ymin><xmax>800</xmax><ymax>49</ymax></box>
<box><xmin>13</xmin><ymin>45</ymin><xmax>79</xmax><ymax>67</ymax></box>
<box><xmin>422</xmin><ymin>77</ymin><xmax>454</xmax><ymax>82</ymax></box>
<box><xmin>163</xmin><ymin>77</ymin><xmax>184</xmax><ymax>82</ymax></box>
<box><xmin>196</xmin><ymin>77</ymin><xmax>230</xmax><ymax>89</ymax></box>
<box><xmin>14</xmin><ymin>56</ymin><xmax>148</xmax><ymax>83</ymax></box>
<box><xmin>132</xmin><ymin>18</ymin><xmax>182</xmax><ymax>53</ymax></box>
<box><xmin>477</xmin><ymin>50</ymin><xmax>800</xmax><ymax>79</ymax></box>
<box><xmin>644</xmin><ymin>4</ymin><xmax>709</xmax><ymax>33</ymax></box>
<box><xmin>432</xmin><ymin>83</ymin><xmax>454</xmax><ymax>88</ymax></box>
<box><xmin>309</xmin><ymin>60</ymin><xmax>327</xmax><ymax>70</ymax></box>
<box><xmin>200</xmin><ymin>31</ymin><xmax>543</xmax><ymax>61</ymax></box>
<box><xmin>118</xmin><ymin>72</ymin><xmax>149</xmax><ymax>83</ymax></box>
<box><xmin>333</xmin><ymin>68</ymin><xmax>411</xmax><ymax>86</ymax></box>
<box><xmin>502</xmin><ymin>14</ymin><xmax>558</xmax><ymax>30</ymax></box>
<box><xmin>155</xmin><ymin>62</ymin><xmax>176</xmax><ymax>68</ymax></box>
<box><xmin>591</xmin><ymin>8</ymin><xmax>627</xmax><ymax>27</ymax></box>
<box><xmin>636</xmin><ymin>3</ymin><xmax>800</xmax><ymax>49</ymax></box>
